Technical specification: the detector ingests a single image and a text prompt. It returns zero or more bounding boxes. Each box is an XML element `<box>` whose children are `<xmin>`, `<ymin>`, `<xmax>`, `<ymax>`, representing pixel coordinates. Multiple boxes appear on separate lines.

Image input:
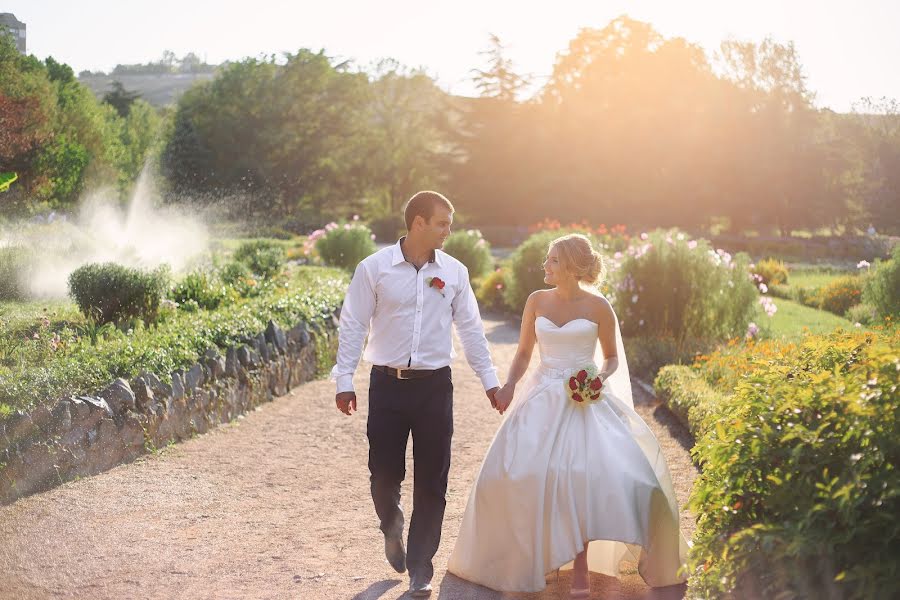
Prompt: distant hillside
<box><xmin>78</xmin><ymin>73</ymin><xmax>216</xmax><ymax>107</ymax></box>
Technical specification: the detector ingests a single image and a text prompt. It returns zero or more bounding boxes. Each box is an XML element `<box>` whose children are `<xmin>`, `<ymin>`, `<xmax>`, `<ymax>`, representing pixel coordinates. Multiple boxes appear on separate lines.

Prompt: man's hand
<box><xmin>485</xmin><ymin>386</ymin><xmax>500</xmax><ymax>410</ymax></box>
<box><xmin>336</xmin><ymin>391</ymin><xmax>357</xmax><ymax>416</ymax></box>
<box><xmin>494</xmin><ymin>384</ymin><xmax>514</xmax><ymax>415</ymax></box>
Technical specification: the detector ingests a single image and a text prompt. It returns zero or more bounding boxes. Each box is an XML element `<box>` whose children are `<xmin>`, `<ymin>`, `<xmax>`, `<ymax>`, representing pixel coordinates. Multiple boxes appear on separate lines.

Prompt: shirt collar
<box><xmin>393</xmin><ymin>236</ymin><xmax>443</xmax><ymax>267</ymax></box>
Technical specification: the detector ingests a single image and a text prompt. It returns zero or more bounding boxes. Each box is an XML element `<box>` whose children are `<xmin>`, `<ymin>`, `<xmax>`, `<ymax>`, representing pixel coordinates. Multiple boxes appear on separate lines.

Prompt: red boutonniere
<box><xmin>567</xmin><ymin>367</ymin><xmax>603</xmax><ymax>404</ymax></box>
<box><xmin>427</xmin><ymin>276</ymin><xmax>446</xmax><ymax>297</ymax></box>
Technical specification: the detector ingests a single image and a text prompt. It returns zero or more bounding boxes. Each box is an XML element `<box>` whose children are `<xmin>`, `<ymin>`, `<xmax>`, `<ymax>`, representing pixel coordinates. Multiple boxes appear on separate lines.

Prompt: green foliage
<box><xmin>0</xmin><ymin>35</ymin><xmax>161</xmax><ymax>213</ymax></box>
<box><xmin>315</xmin><ymin>222</ymin><xmax>377</xmax><ymax>271</ymax></box>
<box><xmin>160</xmin><ymin>51</ymin><xmax>374</xmax><ymax>218</ymax></box>
<box><xmin>816</xmin><ymin>274</ymin><xmax>863</xmax><ymax>316</ymax></box>
<box><xmin>761</xmin><ymin>297</ymin><xmax>857</xmax><ymax>340</ymax></box>
<box><xmin>653</xmin><ymin>365</ymin><xmax>725</xmax><ymax>437</ymax></box>
<box><xmin>171</xmin><ymin>271</ymin><xmax>227</xmax><ymax>311</ymax></box>
<box><xmin>0</xmin><ymin>172</ymin><xmax>16</xmax><ymax>192</ymax></box>
<box><xmin>503</xmin><ymin>230</ymin><xmax>599</xmax><ymax>313</ymax></box>
<box><xmin>687</xmin><ymin>328</ymin><xmax>900</xmax><ymax>599</ymax></box>
<box><xmin>752</xmin><ymin>257</ymin><xmax>789</xmax><ymax>286</ymax></box>
<box><xmin>845</xmin><ymin>303</ymin><xmax>879</xmax><ymax>327</ymax></box>
<box><xmin>475</xmin><ymin>268</ymin><xmax>508</xmax><ymax>312</ymax></box>
<box><xmin>102</xmin><ymin>80</ymin><xmax>141</xmax><ymax>118</ymax></box>
<box><xmin>1</xmin><ymin>267</ymin><xmax>347</xmax><ymax>416</ymax></box>
<box><xmin>0</xmin><ymin>246</ymin><xmax>33</xmax><ymax>301</ymax></box>
<box><xmin>67</xmin><ymin>262</ymin><xmax>171</xmax><ymax>325</ymax></box>
<box><xmin>232</xmin><ymin>239</ymin><xmax>286</xmax><ymax>279</ymax></box>
<box><xmin>219</xmin><ymin>260</ymin><xmax>252</xmax><ymax>286</ymax></box>
<box><xmin>863</xmin><ymin>245</ymin><xmax>900</xmax><ymax>320</ymax></box>
<box><xmin>442</xmin><ymin>229</ymin><xmax>492</xmax><ymax>280</ymax></box>
<box><xmin>615</xmin><ymin>231</ymin><xmax>758</xmax><ymax>349</ymax></box>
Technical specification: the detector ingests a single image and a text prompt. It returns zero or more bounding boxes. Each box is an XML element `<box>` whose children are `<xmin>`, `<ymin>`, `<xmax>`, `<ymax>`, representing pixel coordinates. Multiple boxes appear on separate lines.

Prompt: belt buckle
<box><xmin>396</xmin><ymin>368</ymin><xmax>410</xmax><ymax>380</ymax></box>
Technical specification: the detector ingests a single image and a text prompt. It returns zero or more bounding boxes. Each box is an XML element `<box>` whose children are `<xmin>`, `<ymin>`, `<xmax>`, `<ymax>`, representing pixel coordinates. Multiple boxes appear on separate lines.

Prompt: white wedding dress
<box><xmin>447</xmin><ymin>314</ymin><xmax>690</xmax><ymax>592</ymax></box>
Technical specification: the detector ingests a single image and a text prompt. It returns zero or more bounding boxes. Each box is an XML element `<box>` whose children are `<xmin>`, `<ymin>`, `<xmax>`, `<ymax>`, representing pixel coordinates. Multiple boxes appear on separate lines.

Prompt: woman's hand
<box><xmin>494</xmin><ymin>384</ymin><xmax>515</xmax><ymax>414</ymax></box>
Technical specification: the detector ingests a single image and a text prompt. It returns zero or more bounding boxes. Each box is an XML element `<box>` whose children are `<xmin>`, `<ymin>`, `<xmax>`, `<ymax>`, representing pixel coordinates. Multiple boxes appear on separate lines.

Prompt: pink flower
<box><xmin>640</xmin><ymin>232</ymin><xmax>649</xmax><ymax>241</ymax></box>
<box><xmin>353</xmin><ymin>214</ymin><xmax>360</xmax><ymax>221</ymax></box>
<box><xmin>687</xmin><ymin>240</ymin><xmax>698</xmax><ymax>250</ymax></box>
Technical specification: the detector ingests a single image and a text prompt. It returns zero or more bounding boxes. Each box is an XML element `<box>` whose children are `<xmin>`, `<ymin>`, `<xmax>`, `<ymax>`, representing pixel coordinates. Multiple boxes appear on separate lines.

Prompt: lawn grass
<box><xmin>760</xmin><ymin>296</ymin><xmax>858</xmax><ymax>339</ymax></box>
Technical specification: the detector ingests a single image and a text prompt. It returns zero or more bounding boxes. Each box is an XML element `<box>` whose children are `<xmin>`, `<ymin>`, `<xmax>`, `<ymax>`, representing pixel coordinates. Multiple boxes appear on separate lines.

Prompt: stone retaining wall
<box><xmin>0</xmin><ymin>318</ymin><xmax>329</xmax><ymax>505</ymax></box>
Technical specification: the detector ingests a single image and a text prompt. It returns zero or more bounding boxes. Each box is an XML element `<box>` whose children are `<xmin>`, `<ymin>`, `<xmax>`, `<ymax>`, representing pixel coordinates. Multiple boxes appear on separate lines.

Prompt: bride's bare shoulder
<box><xmin>584</xmin><ymin>291</ymin><xmax>615</xmax><ymax>325</ymax></box>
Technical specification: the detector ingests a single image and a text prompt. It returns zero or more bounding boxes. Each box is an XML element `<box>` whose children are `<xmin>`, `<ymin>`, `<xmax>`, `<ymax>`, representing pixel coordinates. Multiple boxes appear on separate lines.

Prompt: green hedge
<box><xmin>0</xmin><ymin>267</ymin><xmax>347</xmax><ymax>418</ymax></box>
<box><xmin>686</xmin><ymin>328</ymin><xmax>900</xmax><ymax>599</ymax></box>
<box><xmin>653</xmin><ymin>365</ymin><xmax>726</xmax><ymax>438</ymax></box>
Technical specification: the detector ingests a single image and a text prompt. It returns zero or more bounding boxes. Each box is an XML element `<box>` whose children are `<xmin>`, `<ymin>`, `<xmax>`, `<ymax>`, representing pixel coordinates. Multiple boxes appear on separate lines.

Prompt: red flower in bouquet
<box><xmin>566</xmin><ymin>366</ymin><xmax>604</xmax><ymax>404</ymax></box>
<box><xmin>427</xmin><ymin>276</ymin><xmax>446</xmax><ymax>297</ymax></box>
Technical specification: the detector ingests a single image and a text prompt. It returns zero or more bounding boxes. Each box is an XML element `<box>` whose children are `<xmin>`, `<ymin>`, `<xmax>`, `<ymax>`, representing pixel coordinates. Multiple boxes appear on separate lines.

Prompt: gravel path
<box><xmin>0</xmin><ymin>316</ymin><xmax>697</xmax><ymax>600</ymax></box>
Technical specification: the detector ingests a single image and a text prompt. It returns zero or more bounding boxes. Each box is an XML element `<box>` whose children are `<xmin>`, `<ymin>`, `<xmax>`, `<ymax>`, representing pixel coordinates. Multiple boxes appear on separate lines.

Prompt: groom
<box><xmin>332</xmin><ymin>190</ymin><xmax>500</xmax><ymax>597</ymax></box>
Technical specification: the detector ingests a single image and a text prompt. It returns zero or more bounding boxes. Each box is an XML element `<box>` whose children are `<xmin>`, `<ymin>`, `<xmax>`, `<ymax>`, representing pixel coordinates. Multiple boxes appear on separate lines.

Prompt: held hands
<box><xmin>335</xmin><ymin>391</ymin><xmax>357</xmax><ymax>416</ymax></box>
<box><xmin>486</xmin><ymin>387</ymin><xmax>500</xmax><ymax>410</ymax></box>
<box><xmin>494</xmin><ymin>384</ymin><xmax>515</xmax><ymax>415</ymax></box>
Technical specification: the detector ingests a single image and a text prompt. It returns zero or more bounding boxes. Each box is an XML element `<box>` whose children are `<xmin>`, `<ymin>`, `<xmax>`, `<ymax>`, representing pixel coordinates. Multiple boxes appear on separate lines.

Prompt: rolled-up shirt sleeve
<box><xmin>451</xmin><ymin>264</ymin><xmax>500</xmax><ymax>391</ymax></box>
<box><xmin>330</xmin><ymin>260</ymin><xmax>376</xmax><ymax>394</ymax></box>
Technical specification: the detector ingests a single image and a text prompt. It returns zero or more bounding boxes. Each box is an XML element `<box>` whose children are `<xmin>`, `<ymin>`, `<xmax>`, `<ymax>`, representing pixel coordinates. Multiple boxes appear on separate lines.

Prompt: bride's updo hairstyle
<box><xmin>550</xmin><ymin>234</ymin><xmax>606</xmax><ymax>286</ymax></box>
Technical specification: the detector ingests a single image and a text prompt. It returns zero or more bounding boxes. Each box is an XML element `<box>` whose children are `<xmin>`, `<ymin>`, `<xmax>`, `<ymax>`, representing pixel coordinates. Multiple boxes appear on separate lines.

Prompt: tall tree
<box><xmin>103</xmin><ymin>80</ymin><xmax>142</xmax><ymax>118</ymax></box>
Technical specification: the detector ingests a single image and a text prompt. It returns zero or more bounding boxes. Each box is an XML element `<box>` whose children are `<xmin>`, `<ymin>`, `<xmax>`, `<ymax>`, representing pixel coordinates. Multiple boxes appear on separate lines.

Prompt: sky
<box><xmin>4</xmin><ymin>0</ymin><xmax>899</xmax><ymax>112</ymax></box>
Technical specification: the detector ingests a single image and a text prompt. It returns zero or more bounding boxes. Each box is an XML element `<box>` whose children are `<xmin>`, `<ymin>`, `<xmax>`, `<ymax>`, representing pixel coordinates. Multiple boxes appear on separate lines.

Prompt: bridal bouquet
<box><xmin>567</xmin><ymin>367</ymin><xmax>603</xmax><ymax>403</ymax></box>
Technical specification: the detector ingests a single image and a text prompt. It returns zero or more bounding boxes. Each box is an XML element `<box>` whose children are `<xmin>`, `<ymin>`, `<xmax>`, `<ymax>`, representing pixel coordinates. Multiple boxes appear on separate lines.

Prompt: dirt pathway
<box><xmin>0</xmin><ymin>316</ymin><xmax>697</xmax><ymax>600</ymax></box>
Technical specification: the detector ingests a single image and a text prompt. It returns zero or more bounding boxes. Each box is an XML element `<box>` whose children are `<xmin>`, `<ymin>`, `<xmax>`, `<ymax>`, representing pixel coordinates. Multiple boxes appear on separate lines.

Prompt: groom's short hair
<box><xmin>404</xmin><ymin>191</ymin><xmax>455</xmax><ymax>230</ymax></box>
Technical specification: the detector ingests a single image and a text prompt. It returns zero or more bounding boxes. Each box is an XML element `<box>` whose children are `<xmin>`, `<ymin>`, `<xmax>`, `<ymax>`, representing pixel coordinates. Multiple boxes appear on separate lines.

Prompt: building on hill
<box><xmin>0</xmin><ymin>13</ymin><xmax>25</xmax><ymax>53</ymax></box>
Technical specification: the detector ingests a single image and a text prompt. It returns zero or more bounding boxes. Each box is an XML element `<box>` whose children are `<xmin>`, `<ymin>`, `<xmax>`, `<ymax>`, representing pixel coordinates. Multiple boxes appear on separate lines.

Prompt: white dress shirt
<box><xmin>331</xmin><ymin>238</ymin><xmax>500</xmax><ymax>394</ymax></box>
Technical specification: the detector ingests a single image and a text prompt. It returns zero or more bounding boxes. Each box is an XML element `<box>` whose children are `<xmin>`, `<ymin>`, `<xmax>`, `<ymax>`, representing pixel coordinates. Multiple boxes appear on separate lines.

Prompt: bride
<box><xmin>447</xmin><ymin>233</ymin><xmax>689</xmax><ymax>597</ymax></box>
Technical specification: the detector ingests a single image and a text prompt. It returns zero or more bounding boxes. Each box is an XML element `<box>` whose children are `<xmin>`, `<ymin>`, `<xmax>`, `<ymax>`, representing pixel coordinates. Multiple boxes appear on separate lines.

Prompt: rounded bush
<box><xmin>171</xmin><ymin>271</ymin><xmax>228</xmax><ymax>311</ymax></box>
<box><xmin>862</xmin><ymin>245</ymin><xmax>900</xmax><ymax>320</ymax></box>
<box><xmin>752</xmin><ymin>257</ymin><xmax>789</xmax><ymax>286</ymax></box>
<box><xmin>476</xmin><ymin>268</ymin><xmax>507</xmax><ymax>312</ymax></box>
<box><xmin>315</xmin><ymin>222</ymin><xmax>377</xmax><ymax>271</ymax></box>
<box><xmin>503</xmin><ymin>229</ymin><xmax>604</xmax><ymax>313</ymax></box>
<box><xmin>232</xmin><ymin>240</ymin><xmax>285</xmax><ymax>279</ymax></box>
<box><xmin>68</xmin><ymin>262</ymin><xmax>171</xmax><ymax>325</ymax></box>
<box><xmin>442</xmin><ymin>229</ymin><xmax>492</xmax><ymax>280</ymax></box>
<box><xmin>816</xmin><ymin>275</ymin><xmax>863</xmax><ymax>316</ymax></box>
<box><xmin>616</xmin><ymin>231</ymin><xmax>757</xmax><ymax>347</ymax></box>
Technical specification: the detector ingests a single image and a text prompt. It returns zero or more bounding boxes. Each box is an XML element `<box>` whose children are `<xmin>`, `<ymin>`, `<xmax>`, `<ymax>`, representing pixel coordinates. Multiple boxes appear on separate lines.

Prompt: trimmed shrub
<box><xmin>503</xmin><ymin>229</ymin><xmax>605</xmax><ymax>313</ymax></box>
<box><xmin>171</xmin><ymin>271</ymin><xmax>228</xmax><ymax>311</ymax></box>
<box><xmin>68</xmin><ymin>262</ymin><xmax>171</xmax><ymax>325</ymax></box>
<box><xmin>863</xmin><ymin>245</ymin><xmax>900</xmax><ymax>320</ymax></box>
<box><xmin>653</xmin><ymin>364</ymin><xmax>726</xmax><ymax>437</ymax></box>
<box><xmin>442</xmin><ymin>229</ymin><xmax>492</xmax><ymax>280</ymax></box>
<box><xmin>476</xmin><ymin>268</ymin><xmax>507</xmax><ymax>312</ymax></box>
<box><xmin>752</xmin><ymin>257</ymin><xmax>789</xmax><ymax>286</ymax></box>
<box><xmin>846</xmin><ymin>302</ymin><xmax>879</xmax><ymax>326</ymax></box>
<box><xmin>816</xmin><ymin>274</ymin><xmax>863</xmax><ymax>316</ymax></box>
<box><xmin>315</xmin><ymin>222</ymin><xmax>377</xmax><ymax>271</ymax></box>
<box><xmin>687</xmin><ymin>328</ymin><xmax>900</xmax><ymax>600</ymax></box>
<box><xmin>232</xmin><ymin>239</ymin><xmax>285</xmax><ymax>279</ymax></box>
<box><xmin>0</xmin><ymin>246</ymin><xmax>33</xmax><ymax>301</ymax></box>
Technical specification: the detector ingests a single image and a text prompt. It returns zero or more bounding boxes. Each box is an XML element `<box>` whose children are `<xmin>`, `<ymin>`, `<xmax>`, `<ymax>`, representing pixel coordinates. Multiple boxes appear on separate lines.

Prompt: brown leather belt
<box><xmin>373</xmin><ymin>365</ymin><xmax>438</xmax><ymax>380</ymax></box>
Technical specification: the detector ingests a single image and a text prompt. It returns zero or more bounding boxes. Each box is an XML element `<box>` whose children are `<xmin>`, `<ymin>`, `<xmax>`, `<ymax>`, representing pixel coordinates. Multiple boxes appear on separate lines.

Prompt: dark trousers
<box><xmin>367</xmin><ymin>365</ymin><xmax>453</xmax><ymax>581</ymax></box>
